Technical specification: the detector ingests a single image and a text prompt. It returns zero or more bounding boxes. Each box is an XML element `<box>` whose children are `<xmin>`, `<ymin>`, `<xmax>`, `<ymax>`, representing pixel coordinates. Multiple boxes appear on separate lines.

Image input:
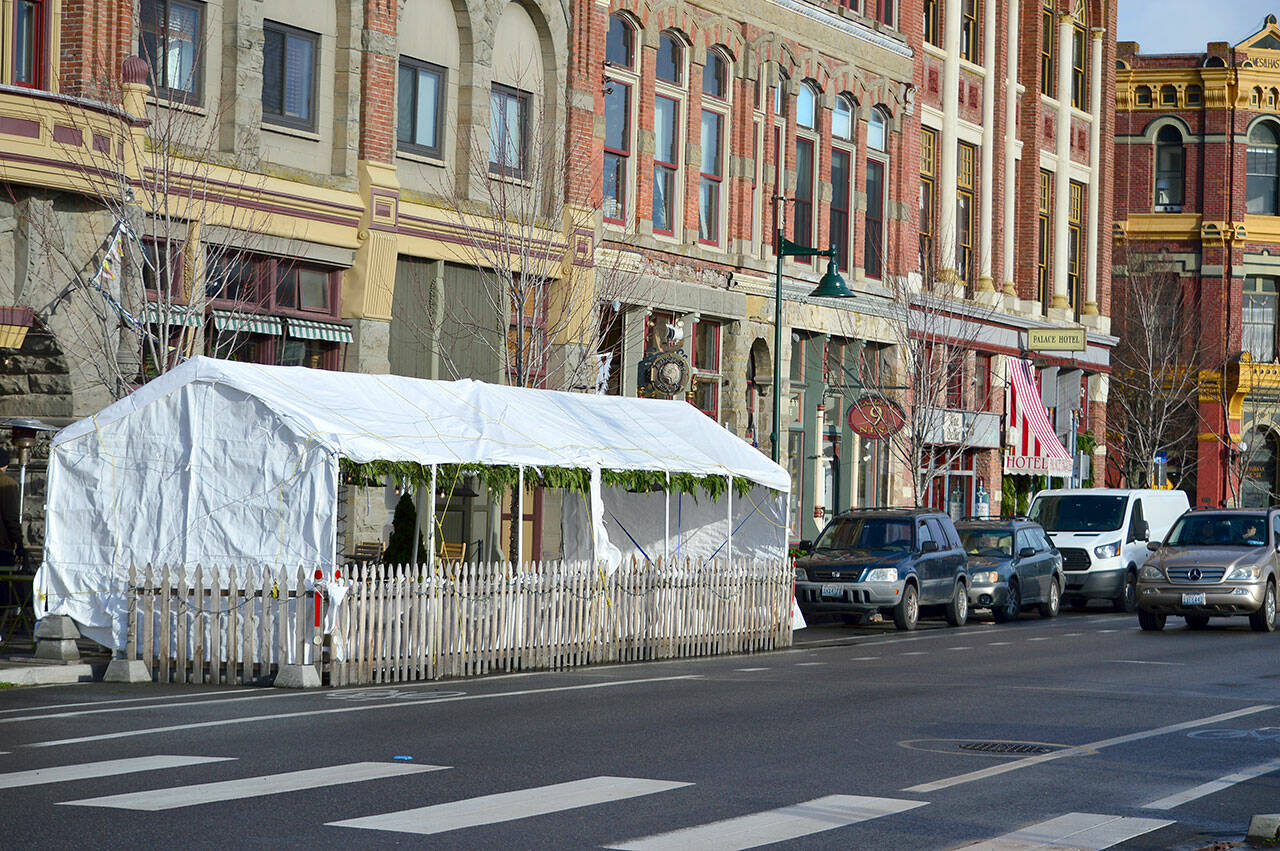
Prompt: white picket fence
<box><xmin>125</xmin><ymin>559</ymin><xmax>793</xmax><ymax>686</ymax></box>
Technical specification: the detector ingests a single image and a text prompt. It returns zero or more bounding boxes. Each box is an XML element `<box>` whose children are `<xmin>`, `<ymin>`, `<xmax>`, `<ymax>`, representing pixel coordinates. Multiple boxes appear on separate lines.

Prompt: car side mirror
<box><xmin>796</xmin><ymin>540</ymin><xmax>813</xmax><ymax>554</ymax></box>
<box><xmin>1130</xmin><ymin>520</ymin><xmax>1149</xmax><ymax>542</ymax></box>
<box><xmin>1147</xmin><ymin>541</ymin><xmax>1161</xmax><ymax>552</ymax></box>
<box><xmin>1017</xmin><ymin>546</ymin><xmax>1036</xmax><ymax>559</ymax></box>
<box><xmin>920</xmin><ymin>540</ymin><xmax>939</xmax><ymax>554</ymax></box>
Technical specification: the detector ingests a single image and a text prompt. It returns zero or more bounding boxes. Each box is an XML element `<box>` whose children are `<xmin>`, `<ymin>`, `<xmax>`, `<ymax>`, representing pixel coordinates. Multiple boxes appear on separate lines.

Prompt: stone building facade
<box><xmin>1115</xmin><ymin>15</ymin><xmax>1280</xmax><ymax>507</ymax></box>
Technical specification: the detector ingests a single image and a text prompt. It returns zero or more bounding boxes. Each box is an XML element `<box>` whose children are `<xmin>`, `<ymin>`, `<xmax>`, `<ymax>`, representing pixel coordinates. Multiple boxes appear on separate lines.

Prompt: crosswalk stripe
<box><xmin>60</xmin><ymin>761</ymin><xmax>444</xmax><ymax>810</ymax></box>
<box><xmin>328</xmin><ymin>776</ymin><xmax>690</xmax><ymax>835</ymax></box>
<box><xmin>956</xmin><ymin>812</ymin><xmax>1172</xmax><ymax>849</ymax></box>
<box><xmin>0</xmin><ymin>755</ymin><xmax>232</xmax><ymax>790</ymax></box>
<box><xmin>606</xmin><ymin>794</ymin><xmax>927</xmax><ymax>851</ymax></box>
<box><xmin>1143</xmin><ymin>757</ymin><xmax>1280</xmax><ymax>810</ymax></box>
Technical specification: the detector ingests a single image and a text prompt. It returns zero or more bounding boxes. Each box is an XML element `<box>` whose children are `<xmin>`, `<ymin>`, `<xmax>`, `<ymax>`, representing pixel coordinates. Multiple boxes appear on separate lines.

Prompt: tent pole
<box><xmin>428</xmin><ymin>465</ymin><xmax>437</xmax><ymax>571</ymax></box>
<box><xmin>517</xmin><ymin>466</ymin><xmax>524</xmax><ymax>568</ymax></box>
<box><xmin>726</xmin><ymin>475</ymin><xmax>732</xmax><ymax>566</ymax></box>
<box><xmin>411</xmin><ymin>484</ymin><xmax>422</xmax><ymax>567</ymax></box>
<box><xmin>664</xmin><ymin>472</ymin><xmax>670</xmax><ymax>566</ymax></box>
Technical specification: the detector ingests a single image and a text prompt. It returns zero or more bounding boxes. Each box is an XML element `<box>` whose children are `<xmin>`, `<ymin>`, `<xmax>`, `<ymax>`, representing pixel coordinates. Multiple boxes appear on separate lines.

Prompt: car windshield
<box><xmin>960</xmin><ymin>530</ymin><xmax>1013</xmax><ymax>557</ymax></box>
<box><xmin>1030</xmin><ymin>495</ymin><xmax>1128</xmax><ymax>532</ymax></box>
<box><xmin>1166</xmin><ymin>515</ymin><xmax>1267</xmax><ymax>548</ymax></box>
<box><xmin>814</xmin><ymin>517</ymin><xmax>914</xmax><ymax>551</ymax></box>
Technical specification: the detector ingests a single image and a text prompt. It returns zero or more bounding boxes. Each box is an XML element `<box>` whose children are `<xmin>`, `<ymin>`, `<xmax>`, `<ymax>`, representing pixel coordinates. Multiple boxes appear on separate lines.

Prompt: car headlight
<box><xmin>863</xmin><ymin>567</ymin><xmax>899</xmax><ymax>582</ymax></box>
<box><xmin>971</xmin><ymin>571</ymin><xmax>1000</xmax><ymax>584</ymax></box>
<box><xmin>794</xmin><ymin>566</ymin><xmax>807</xmax><ymax>581</ymax></box>
<box><xmin>1094</xmin><ymin>541</ymin><xmax>1121</xmax><ymax>559</ymax></box>
<box><xmin>1226</xmin><ymin>565</ymin><xmax>1263</xmax><ymax>581</ymax></box>
<box><xmin>1140</xmin><ymin>564</ymin><xmax>1163</xmax><ymax>580</ymax></box>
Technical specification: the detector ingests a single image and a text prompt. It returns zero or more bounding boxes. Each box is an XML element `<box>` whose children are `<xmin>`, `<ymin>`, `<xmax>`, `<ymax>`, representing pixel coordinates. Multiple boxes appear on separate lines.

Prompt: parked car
<box><xmin>956</xmin><ymin>518</ymin><xmax>1064</xmax><ymax>622</ymax></box>
<box><xmin>1136</xmin><ymin>508</ymin><xmax>1279</xmax><ymax>632</ymax></box>
<box><xmin>793</xmin><ymin>508</ymin><xmax>970</xmax><ymax>631</ymax></box>
<box><xmin>1028</xmin><ymin>488</ymin><xmax>1189</xmax><ymax>612</ymax></box>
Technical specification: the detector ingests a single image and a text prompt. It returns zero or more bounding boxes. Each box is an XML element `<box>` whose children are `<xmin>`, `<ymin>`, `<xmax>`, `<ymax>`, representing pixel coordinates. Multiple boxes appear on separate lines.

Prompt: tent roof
<box><xmin>55</xmin><ymin>357</ymin><xmax>790</xmax><ymax>491</ymax></box>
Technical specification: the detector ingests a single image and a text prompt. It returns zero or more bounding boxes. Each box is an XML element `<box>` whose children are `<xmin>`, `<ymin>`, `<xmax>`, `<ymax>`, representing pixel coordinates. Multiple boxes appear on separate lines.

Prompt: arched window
<box><xmin>605</xmin><ymin>14</ymin><xmax>633</xmax><ymax>68</ymax></box>
<box><xmin>1159</xmin><ymin>85</ymin><xmax>1178</xmax><ymax>106</ymax></box>
<box><xmin>656</xmin><ymin>32</ymin><xmax>683</xmax><ymax>84</ymax></box>
<box><xmin>1154</xmin><ymin>125</ymin><xmax>1184</xmax><ymax>211</ymax></box>
<box><xmin>796</xmin><ymin>82</ymin><xmax>816</xmax><ymax>129</ymax></box>
<box><xmin>1135</xmin><ymin>85</ymin><xmax>1152</xmax><ymax>106</ymax></box>
<box><xmin>833</xmin><ymin>95</ymin><xmax>854</xmax><ymax>141</ymax></box>
<box><xmin>865</xmin><ymin>108</ymin><xmax>890</xmax><ymax>280</ymax></box>
<box><xmin>1248</xmin><ymin>123</ymin><xmax>1280</xmax><ymax>215</ymax></box>
<box><xmin>699</xmin><ymin>50</ymin><xmax>731</xmax><ymax>245</ymax></box>
<box><xmin>702</xmin><ymin>50</ymin><xmax>727</xmax><ymax>99</ymax></box>
<box><xmin>1186</xmin><ymin>84</ymin><xmax>1203</xmax><ymax>105</ymax></box>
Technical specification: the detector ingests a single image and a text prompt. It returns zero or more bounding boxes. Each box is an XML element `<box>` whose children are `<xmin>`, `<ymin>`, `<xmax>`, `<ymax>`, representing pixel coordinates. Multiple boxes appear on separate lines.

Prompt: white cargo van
<box><xmin>1028</xmin><ymin>488</ymin><xmax>1189</xmax><ymax>612</ymax></box>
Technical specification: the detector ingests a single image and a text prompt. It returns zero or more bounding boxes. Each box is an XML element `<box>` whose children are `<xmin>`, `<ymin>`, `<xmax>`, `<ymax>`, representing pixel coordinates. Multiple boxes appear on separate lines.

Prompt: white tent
<box><xmin>38</xmin><ymin>357</ymin><xmax>789</xmax><ymax>647</ymax></box>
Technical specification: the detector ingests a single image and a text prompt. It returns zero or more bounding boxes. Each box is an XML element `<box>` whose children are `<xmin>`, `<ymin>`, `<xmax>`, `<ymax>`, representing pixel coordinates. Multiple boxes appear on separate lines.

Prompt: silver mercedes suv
<box><xmin>1136</xmin><ymin>508</ymin><xmax>1279</xmax><ymax>632</ymax></box>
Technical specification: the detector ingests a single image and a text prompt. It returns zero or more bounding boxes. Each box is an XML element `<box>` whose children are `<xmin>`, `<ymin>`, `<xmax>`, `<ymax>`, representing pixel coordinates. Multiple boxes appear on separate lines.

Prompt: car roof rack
<box><xmin>960</xmin><ymin>515</ymin><xmax>1028</xmax><ymax>522</ymax></box>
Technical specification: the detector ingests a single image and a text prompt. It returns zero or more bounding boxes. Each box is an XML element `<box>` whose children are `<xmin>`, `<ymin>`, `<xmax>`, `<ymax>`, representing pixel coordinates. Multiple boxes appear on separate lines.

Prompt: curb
<box><xmin>1248</xmin><ymin>813</ymin><xmax>1280</xmax><ymax>842</ymax></box>
<box><xmin>0</xmin><ymin>662</ymin><xmax>106</xmax><ymax>686</ymax></box>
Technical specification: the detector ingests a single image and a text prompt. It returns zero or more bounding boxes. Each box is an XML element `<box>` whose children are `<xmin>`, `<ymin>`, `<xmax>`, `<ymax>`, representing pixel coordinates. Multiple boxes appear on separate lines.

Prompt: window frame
<box><xmin>957</xmin><ymin>141</ymin><xmax>976</xmax><ymax>290</ymax></box>
<box><xmin>923</xmin><ymin>0</ymin><xmax>940</xmax><ymax>47</ymax></box>
<box><xmin>652</xmin><ymin>93</ymin><xmax>681</xmax><ymax>236</ymax></box>
<box><xmin>489</xmin><ymin>82</ymin><xmax>531</xmax><ymax>180</ymax></box>
<box><xmin>1244</xmin><ymin>276</ymin><xmax>1278</xmax><ymax>363</ymax></box>
<box><xmin>1038</xmin><ymin>169</ymin><xmax>1053</xmax><ymax>307</ymax></box>
<box><xmin>830</xmin><ymin>146</ymin><xmax>853</xmax><ymax>272</ymax></box>
<box><xmin>261</xmin><ymin>19</ymin><xmax>319</xmax><ymax>132</ymax></box>
<box><xmin>140</xmin><ymin>0</ymin><xmax>205</xmax><ymax>105</ymax></box>
<box><xmin>603</xmin><ymin>78</ymin><xmax>633</xmax><ymax>225</ymax></box>
<box><xmin>1247</xmin><ymin>122</ymin><xmax>1280</xmax><ymax>216</ymax></box>
<box><xmin>396</xmin><ymin>55</ymin><xmax>446</xmax><ymax>160</ymax></box>
<box><xmin>960</xmin><ymin>0</ymin><xmax>980</xmax><ymax>64</ymax></box>
<box><xmin>864</xmin><ymin>108</ymin><xmax>889</xmax><ymax>281</ymax></box>
<box><xmin>12</xmin><ymin>0</ymin><xmax>47</xmax><ymax>90</ymax></box>
<box><xmin>794</xmin><ymin>136</ymin><xmax>816</xmax><ymax>254</ymax></box>
<box><xmin>699</xmin><ymin>107</ymin><xmax>725</xmax><ymax>246</ymax></box>
<box><xmin>1041</xmin><ymin>2</ymin><xmax>1056</xmax><ymax>99</ymax></box>
<box><xmin>692</xmin><ymin>318</ymin><xmax>722</xmax><ymax>419</ymax></box>
<box><xmin>920</xmin><ymin>127</ymin><xmax>937</xmax><ymax>273</ymax></box>
<box><xmin>1071</xmin><ymin>22</ymin><xmax>1088</xmax><ymax>109</ymax></box>
<box><xmin>605</xmin><ymin>13</ymin><xmax>635</xmax><ymax>69</ymax></box>
<box><xmin>1068</xmin><ymin>180</ymin><xmax>1084</xmax><ymax>310</ymax></box>
<box><xmin>1154</xmin><ymin>125</ymin><xmax>1184</xmax><ymax>211</ymax></box>
<box><xmin>876</xmin><ymin>0</ymin><xmax>895</xmax><ymax>28</ymax></box>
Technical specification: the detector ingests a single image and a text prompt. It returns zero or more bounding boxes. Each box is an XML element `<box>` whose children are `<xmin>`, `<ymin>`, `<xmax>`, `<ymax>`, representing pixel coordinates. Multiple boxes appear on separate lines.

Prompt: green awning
<box><xmin>143</xmin><ymin>302</ymin><xmax>202</xmax><ymax>328</ymax></box>
<box><xmin>286</xmin><ymin>318</ymin><xmax>353</xmax><ymax>343</ymax></box>
<box><xmin>211</xmin><ymin>310</ymin><xmax>283</xmax><ymax>336</ymax></box>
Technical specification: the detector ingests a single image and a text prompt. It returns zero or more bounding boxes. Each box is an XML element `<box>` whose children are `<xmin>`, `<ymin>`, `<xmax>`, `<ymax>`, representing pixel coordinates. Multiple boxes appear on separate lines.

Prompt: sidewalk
<box><xmin>0</xmin><ymin>633</ymin><xmax>109</xmax><ymax>685</ymax></box>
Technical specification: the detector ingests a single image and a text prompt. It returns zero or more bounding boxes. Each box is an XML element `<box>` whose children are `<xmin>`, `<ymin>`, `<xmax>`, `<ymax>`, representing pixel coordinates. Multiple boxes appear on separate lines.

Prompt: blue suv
<box><xmin>793</xmin><ymin>508</ymin><xmax>970</xmax><ymax>630</ymax></box>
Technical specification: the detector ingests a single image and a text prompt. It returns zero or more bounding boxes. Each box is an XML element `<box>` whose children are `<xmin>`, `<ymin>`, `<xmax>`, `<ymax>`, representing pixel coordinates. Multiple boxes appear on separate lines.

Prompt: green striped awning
<box><xmin>211</xmin><ymin>310</ymin><xmax>283</xmax><ymax>336</ymax></box>
<box><xmin>142</xmin><ymin>302</ymin><xmax>202</xmax><ymax>328</ymax></box>
<box><xmin>286</xmin><ymin>318</ymin><xmax>353</xmax><ymax>342</ymax></box>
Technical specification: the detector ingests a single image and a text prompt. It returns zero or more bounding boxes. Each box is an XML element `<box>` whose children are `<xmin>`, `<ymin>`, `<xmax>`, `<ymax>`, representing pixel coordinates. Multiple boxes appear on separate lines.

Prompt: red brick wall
<box><xmin>358</xmin><ymin>0</ymin><xmax>397</xmax><ymax>163</ymax></box>
<box><xmin>60</xmin><ymin>0</ymin><xmax>133</xmax><ymax>99</ymax></box>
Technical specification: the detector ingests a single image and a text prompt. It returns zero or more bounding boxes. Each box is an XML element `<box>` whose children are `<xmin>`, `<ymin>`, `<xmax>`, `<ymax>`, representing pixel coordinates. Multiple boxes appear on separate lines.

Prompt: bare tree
<box><xmin>15</xmin><ymin>47</ymin><xmax>281</xmax><ymax>401</ymax></box>
<box><xmin>847</xmin><ymin>260</ymin><xmax>1004</xmax><ymax>508</ymax></box>
<box><xmin>1106</xmin><ymin>247</ymin><xmax>1203</xmax><ymax>489</ymax></box>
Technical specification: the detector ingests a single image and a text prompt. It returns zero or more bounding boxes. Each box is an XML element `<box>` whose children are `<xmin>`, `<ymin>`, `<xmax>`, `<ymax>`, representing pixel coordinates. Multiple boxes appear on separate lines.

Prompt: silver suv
<box><xmin>1136</xmin><ymin>509</ymin><xmax>1279</xmax><ymax>632</ymax></box>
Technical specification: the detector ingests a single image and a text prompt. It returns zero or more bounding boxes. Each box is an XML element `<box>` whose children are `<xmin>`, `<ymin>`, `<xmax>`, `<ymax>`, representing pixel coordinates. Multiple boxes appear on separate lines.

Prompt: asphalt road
<box><xmin>2</xmin><ymin>606</ymin><xmax>1278</xmax><ymax>850</ymax></box>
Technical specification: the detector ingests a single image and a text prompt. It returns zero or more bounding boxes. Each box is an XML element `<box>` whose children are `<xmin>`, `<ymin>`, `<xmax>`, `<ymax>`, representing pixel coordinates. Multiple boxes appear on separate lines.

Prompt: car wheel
<box><xmin>893</xmin><ymin>583</ymin><xmax>919</xmax><ymax>631</ymax></box>
<box><xmin>1184</xmin><ymin>614</ymin><xmax>1210</xmax><ymax>630</ymax></box>
<box><xmin>1039</xmin><ymin>578</ymin><xmax>1061</xmax><ymax>618</ymax></box>
<box><xmin>1138</xmin><ymin>608</ymin><xmax>1166</xmax><ymax>631</ymax></box>
<box><xmin>1113</xmin><ymin>569</ymin><xmax>1138</xmax><ymax>613</ymax></box>
<box><xmin>993</xmin><ymin>581</ymin><xmax>1021</xmax><ymax>623</ymax></box>
<box><xmin>1250</xmin><ymin>582</ymin><xmax>1277</xmax><ymax>633</ymax></box>
<box><xmin>945</xmin><ymin>581</ymin><xmax>969</xmax><ymax>626</ymax></box>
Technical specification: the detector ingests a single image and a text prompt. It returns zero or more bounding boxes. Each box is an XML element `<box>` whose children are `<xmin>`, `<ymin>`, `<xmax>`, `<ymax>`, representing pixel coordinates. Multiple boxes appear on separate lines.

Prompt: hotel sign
<box><xmin>1027</xmin><ymin>328</ymin><xmax>1087</xmax><ymax>352</ymax></box>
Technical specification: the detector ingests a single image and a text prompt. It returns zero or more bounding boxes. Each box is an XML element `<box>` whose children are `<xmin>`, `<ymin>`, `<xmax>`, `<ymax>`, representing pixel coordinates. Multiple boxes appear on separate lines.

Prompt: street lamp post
<box><xmin>771</xmin><ymin>197</ymin><xmax>856</xmax><ymax>465</ymax></box>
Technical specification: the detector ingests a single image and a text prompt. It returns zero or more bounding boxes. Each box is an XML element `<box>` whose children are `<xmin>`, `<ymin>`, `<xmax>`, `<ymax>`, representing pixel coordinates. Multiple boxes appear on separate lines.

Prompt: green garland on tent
<box><xmin>337</xmin><ymin>458</ymin><xmax>755</xmax><ymax>500</ymax></box>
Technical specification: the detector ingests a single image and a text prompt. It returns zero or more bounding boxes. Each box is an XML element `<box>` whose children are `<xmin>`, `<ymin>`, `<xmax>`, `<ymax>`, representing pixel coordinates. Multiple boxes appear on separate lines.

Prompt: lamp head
<box><xmin>808</xmin><ymin>255</ymin><xmax>855</xmax><ymax>299</ymax></box>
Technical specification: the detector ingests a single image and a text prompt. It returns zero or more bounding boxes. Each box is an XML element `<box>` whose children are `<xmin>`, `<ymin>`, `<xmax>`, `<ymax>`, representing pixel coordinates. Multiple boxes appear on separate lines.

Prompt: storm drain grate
<box><xmin>957</xmin><ymin>742</ymin><xmax>1056</xmax><ymax>755</ymax></box>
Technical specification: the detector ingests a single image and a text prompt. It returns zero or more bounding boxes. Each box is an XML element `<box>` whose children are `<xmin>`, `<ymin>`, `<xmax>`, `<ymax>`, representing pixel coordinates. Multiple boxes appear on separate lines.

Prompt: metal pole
<box><xmin>664</xmin><ymin>472</ymin><xmax>670</xmax><ymax>566</ymax></box>
<box><xmin>772</xmin><ymin>195</ymin><xmax>784</xmax><ymax>464</ymax></box>
<box><xmin>517</xmin><ymin>466</ymin><xmax>524</xmax><ymax>567</ymax></box>
<box><xmin>726</xmin><ymin>475</ymin><xmax>733</xmax><ymax>566</ymax></box>
<box><xmin>428</xmin><ymin>464</ymin><xmax>437</xmax><ymax>570</ymax></box>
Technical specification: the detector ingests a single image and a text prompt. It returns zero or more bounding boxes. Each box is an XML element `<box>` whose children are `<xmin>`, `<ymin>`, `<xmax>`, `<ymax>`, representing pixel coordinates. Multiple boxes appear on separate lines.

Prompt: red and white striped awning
<box><xmin>1004</xmin><ymin>358</ymin><xmax>1073</xmax><ymax>477</ymax></box>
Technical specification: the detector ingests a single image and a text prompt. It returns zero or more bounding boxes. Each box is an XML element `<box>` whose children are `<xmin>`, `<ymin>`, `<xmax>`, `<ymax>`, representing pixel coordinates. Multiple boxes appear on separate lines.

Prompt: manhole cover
<box><xmin>957</xmin><ymin>742</ymin><xmax>1056</xmax><ymax>755</ymax></box>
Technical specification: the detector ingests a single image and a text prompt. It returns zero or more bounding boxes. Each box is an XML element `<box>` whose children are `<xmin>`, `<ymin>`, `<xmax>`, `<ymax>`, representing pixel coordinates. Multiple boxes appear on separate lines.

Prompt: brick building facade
<box><xmin>569</xmin><ymin>0</ymin><xmax>1116</xmax><ymax>539</ymax></box>
<box><xmin>1115</xmin><ymin>15</ymin><xmax>1280</xmax><ymax>507</ymax></box>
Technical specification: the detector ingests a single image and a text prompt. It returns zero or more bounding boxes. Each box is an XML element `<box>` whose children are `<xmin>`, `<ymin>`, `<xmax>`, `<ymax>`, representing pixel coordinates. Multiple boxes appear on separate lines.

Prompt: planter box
<box><xmin>0</xmin><ymin>306</ymin><xmax>35</xmax><ymax>349</ymax></box>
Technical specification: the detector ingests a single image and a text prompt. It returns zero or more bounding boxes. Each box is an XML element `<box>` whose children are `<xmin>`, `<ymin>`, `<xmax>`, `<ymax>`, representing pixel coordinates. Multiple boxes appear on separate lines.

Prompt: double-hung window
<box><xmin>1068</xmin><ymin>181</ymin><xmax>1084</xmax><ymax>310</ymax></box>
<box><xmin>397</xmin><ymin>57</ymin><xmax>445</xmax><ymax>159</ymax></box>
<box><xmin>1245</xmin><ymin>277</ymin><xmax>1279</xmax><ymax>363</ymax></box>
<box><xmin>864</xmin><ymin>108</ymin><xmax>889</xmax><ymax>280</ymax></box>
<box><xmin>692</xmin><ymin>319</ymin><xmax>722</xmax><ymax>418</ymax></box>
<box><xmin>699</xmin><ymin>51</ymin><xmax>729</xmax><ymax>245</ymax></box>
<box><xmin>141</xmin><ymin>0</ymin><xmax>204</xmax><ymax>104</ymax></box>
<box><xmin>653</xmin><ymin>32</ymin><xmax>685</xmax><ymax>236</ymax></box>
<box><xmin>13</xmin><ymin>0</ymin><xmax>46</xmax><ymax>89</ymax></box>
<box><xmin>793</xmin><ymin>83</ymin><xmax>819</xmax><ymax>256</ymax></box>
<box><xmin>960</xmin><ymin>0</ymin><xmax>979</xmax><ymax>63</ymax></box>
<box><xmin>957</xmin><ymin>142</ymin><xmax>976</xmax><ymax>288</ymax></box>
<box><xmin>603</xmin><ymin>14</ymin><xmax>636</xmax><ymax>224</ymax></box>
<box><xmin>830</xmin><ymin>96</ymin><xmax>855</xmax><ymax>270</ymax></box>
<box><xmin>1154</xmin><ymin>125</ymin><xmax>1184</xmax><ymax>211</ymax></box>
<box><xmin>263</xmin><ymin>21</ymin><xmax>318</xmax><ymax>130</ymax></box>
<box><xmin>920</xmin><ymin>127</ymin><xmax>936</xmax><ymax>272</ymax></box>
<box><xmin>1038</xmin><ymin>170</ymin><xmax>1053</xmax><ymax>307</ymax></box>
<box><xmin>489</xmin><ymin>84</ymin><xmax>529</xmax><ymax>178</ymax></box>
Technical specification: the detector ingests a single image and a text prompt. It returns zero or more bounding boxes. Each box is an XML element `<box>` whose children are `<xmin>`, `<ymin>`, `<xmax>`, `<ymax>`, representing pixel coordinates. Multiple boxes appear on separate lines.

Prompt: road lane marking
<box><xmin>0</xmin><ymin>689</ymin><xmax>259</xmax><ymax>715</ymax></box>
<box><xmin>62</xmin><ymin>761</ymin><xmax>442</xmax><ymax>810</ymax></box>
<box><xmin>1108</xmin><ymin>660</ymin><xmax>1183</xmax><ymax>666</ymax></box>
<box><xmin>902</xmin><ymin>651</ymin><xmax>928</xmax><ymax>656</ymax></box>
<box><xmin>0</xmin><ymin>691</ymin><xmax>309</xmax><ymax>724</ymax></box>
<box><xmin>1028</xmin><ymin>637</ymin><xmax>1051</xmax><ymax>641</ymax></box>
<box><xmin>904</xmin><ymin>704</ymin><xmax>1277</xmax><ymax>793</ymax></box>
<box><xmin>1142</xmin><ymin>757</ymin><xmax>1280</xmax><ymax>810</ymax></box>
<box><xmin>734</xmin><ymin>668</ymin><xmax>768</xmax><ymax>672</ymax></box>
<box><xmin>949</xmin><ymin>647</ymin><xmax>972</xmax><ymax>651</ymax></box>
<box><xmin>987</xmin><ymin>642</ymin><xmax>1011</xmax><ymax>646</ymax></box>
<box><xmin>850</xmin><ymin>656</ymin><xmax>881</xmax><ymax>661</ymax></box>
<box><xmin>328</xmin><ymin>776</ymin><xmax>689</xmax><ymax>835</ymax></box>
<box><xmin>0</xmin><ymin>755</ymin><xmax>232</xmax><ymax>789</ymax></box>
<box><xmin>1063</xmin><ymin>633</ymin><xmax>1084</xmax><ymax>637</ymax></box>
<box><xmin>24</xmin><ymin>675</ymin><xmax>701</xmax><ymax>749</ymax></box>
<box><xmin>956</xmin><ymin>812</ymin><xmax>1172</xmax><ymax>849</ymax></box>
<box><xmin>795</xmin><ymin>662</ymin><xmax>827</xmax><ymax>666</ymax></box>
<box><xmin>606</xmin><ymin>794</ymin><xmax>926</xmax><ymax>851</ymax></box>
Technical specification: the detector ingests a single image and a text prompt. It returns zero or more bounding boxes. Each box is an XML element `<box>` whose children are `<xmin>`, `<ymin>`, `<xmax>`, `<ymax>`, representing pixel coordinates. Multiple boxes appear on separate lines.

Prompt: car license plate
<box><xmin>821</xmin><ymin>584</ymin><xmax>843</xmax><ymax>598</ymax></box>
<box><xmin>1182</xmin><ymin>592</ymin><xmax>1206</xmax><ymax>606</ymax></box>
